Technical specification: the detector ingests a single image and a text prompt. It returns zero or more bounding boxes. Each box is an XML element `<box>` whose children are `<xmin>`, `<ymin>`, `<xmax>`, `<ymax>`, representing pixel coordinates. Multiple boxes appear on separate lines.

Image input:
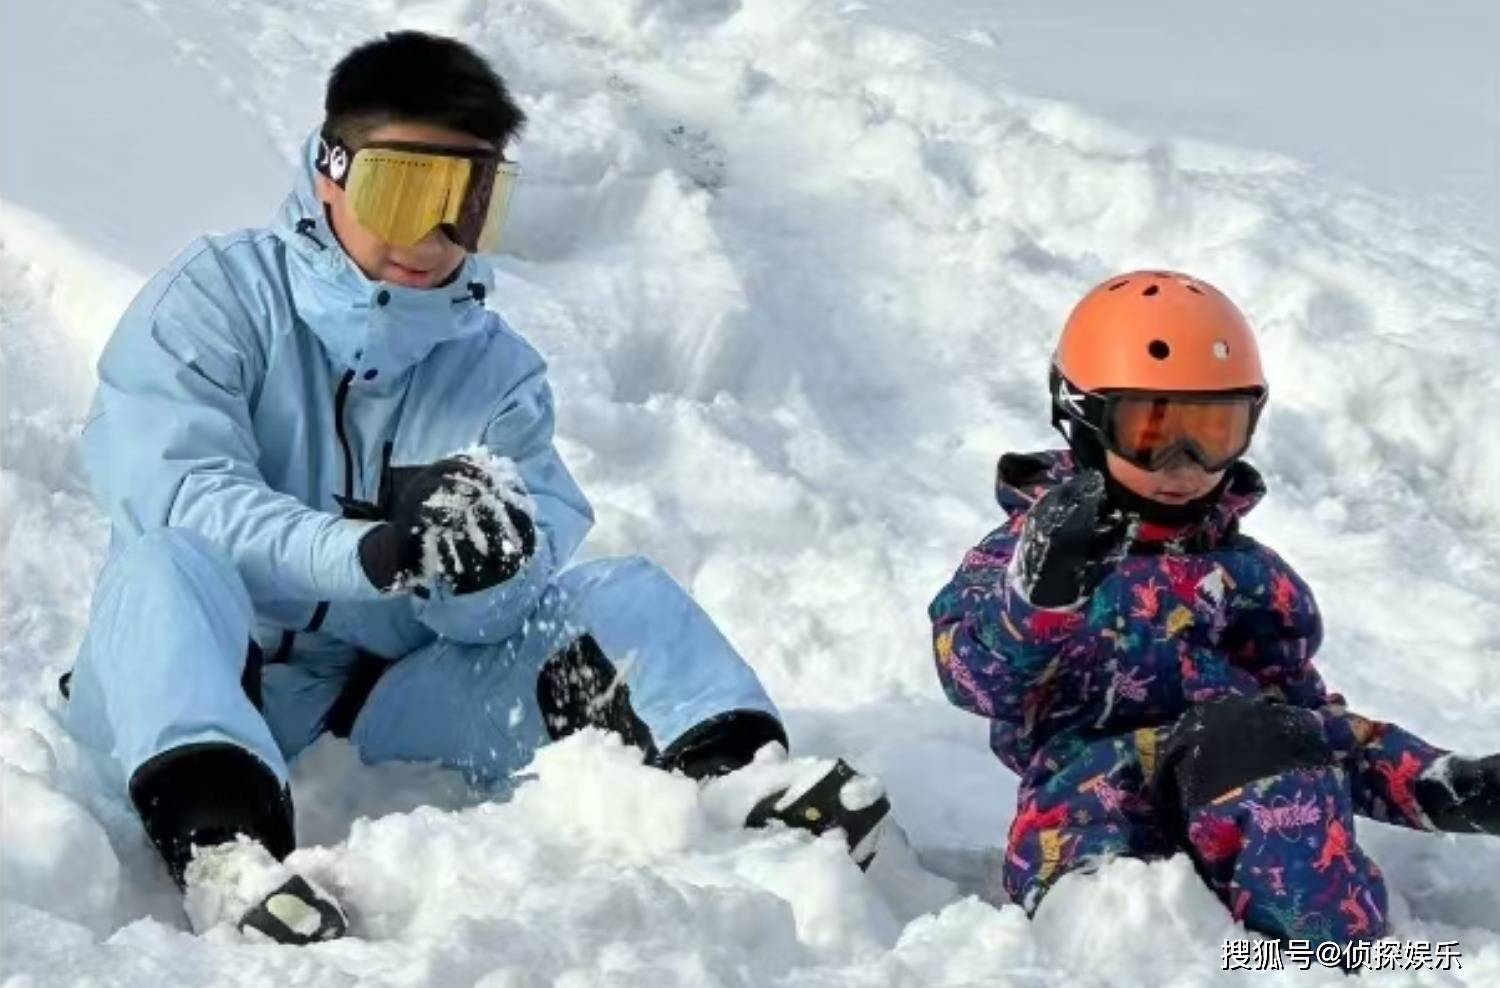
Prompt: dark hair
<box><xmin>324</xmin><ymin>31</ymin><xmax>526</xmax><ymax>148</ymax></box>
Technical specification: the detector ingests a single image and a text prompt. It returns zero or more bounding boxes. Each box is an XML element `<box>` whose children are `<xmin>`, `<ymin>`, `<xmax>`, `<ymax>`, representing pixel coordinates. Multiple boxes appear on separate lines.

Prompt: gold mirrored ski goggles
<box><xmin>317</xmin><ymin>134</ymin><xmax>520</xmax><ymax>252</ymax></box>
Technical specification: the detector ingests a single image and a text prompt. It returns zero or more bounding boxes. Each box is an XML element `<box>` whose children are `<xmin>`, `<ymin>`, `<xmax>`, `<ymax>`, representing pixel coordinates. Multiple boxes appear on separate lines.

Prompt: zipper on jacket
<box><xmin>333</xmin><ymin>368</ymin><xmax>357</xmax><ymax>501</ymax></box>
<box><xmin>296</xmin><ymin>368</ymin><xmax>359</xmax><ymax>647</ymax></box>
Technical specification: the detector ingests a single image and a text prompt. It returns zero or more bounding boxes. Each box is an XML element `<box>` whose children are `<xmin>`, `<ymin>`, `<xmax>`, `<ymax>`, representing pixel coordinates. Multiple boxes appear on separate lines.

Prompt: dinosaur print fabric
<box><xmin>930</xmin><ymin>450</ymin><xmax>1446</xmax><ymax>941</ymax></box>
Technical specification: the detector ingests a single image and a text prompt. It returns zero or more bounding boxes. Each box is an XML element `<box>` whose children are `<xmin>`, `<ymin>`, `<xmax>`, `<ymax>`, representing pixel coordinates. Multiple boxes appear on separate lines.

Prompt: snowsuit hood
<box><xmin>269</xmin><ymin>131</ymin><xmax>496</xmax><ymax>380</ymax></box>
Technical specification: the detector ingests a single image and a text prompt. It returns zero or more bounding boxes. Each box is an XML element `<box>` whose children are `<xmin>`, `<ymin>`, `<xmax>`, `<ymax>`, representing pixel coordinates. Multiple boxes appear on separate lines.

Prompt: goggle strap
<box><xmin>315</xmin><ymin>130</ymin><xmax>354</xmax><ymax>189</ymax></box>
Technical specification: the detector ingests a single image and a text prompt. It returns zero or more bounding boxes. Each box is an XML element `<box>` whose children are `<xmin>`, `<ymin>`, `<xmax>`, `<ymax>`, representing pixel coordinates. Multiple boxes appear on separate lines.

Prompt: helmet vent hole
<box><xmin>1148</xmin><ymin>339</ymin><xmax>1171</xmax><ymax>360</ymax></box>
<box><xmin>1108</xmin><ymin>280</ymin><xmax>1129</xmax><ymax>291</ymax></box>
<box><xmin>1185</xmin><ymin>283</ymin><xmax>1204</xmax><ymax>295</ymax></box>
<box><xmin>1142</xmin><ymin>285</ymin><xmax>1160</xmax><ymax>297</ymax></box>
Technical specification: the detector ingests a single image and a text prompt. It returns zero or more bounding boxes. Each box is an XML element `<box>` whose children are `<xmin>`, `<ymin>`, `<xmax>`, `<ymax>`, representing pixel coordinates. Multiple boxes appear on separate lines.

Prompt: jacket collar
<box><xmin>269</xmin><ymin>131</ymin><xmax>494</xmax><ymax>380</ymax></box>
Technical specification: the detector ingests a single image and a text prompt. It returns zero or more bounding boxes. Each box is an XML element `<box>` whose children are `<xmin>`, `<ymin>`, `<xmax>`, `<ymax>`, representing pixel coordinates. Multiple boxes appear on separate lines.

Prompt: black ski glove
<box><xmin>358</xmin><ymin>455</ymin><xmax>536</xmax><ymax>596</ymax></box>
<box><xmin>1010</xmin><ymin>469</ymin><xmax>1134</xmax><ymax>608</ymax></box>
<box><xmin>1416</xmin><ymin>754</ymin><xmax>1500</xmax><ymax>834</ymax></box>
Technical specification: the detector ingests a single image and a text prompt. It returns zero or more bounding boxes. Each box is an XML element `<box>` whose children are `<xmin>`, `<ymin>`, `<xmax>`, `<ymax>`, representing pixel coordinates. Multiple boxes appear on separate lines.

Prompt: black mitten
<box><xmin>1010</xmin><ymin>469</ymin><xmax>1133</xmax><ymax>608</ymax></box>
<box><xmin>359</xmin><ymin>455</ymin><xmax>536</xmax><ymax>595</ymax></box>
<box><xmin>1151</xmin><ymin>698</ymin><xmax>1331</xmax><ymax>829</ymax></box>
<box><xmin>1416</xmin><ymin>754</ymin><xmax>1500</xmax><ymax>834</ymax></box>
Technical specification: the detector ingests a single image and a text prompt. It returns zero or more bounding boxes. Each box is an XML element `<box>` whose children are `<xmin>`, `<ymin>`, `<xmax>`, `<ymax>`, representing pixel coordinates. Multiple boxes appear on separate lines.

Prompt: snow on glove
<box><xmin>359</xmin><ymin>451</ymin><xmax>536</xmax><ymax>596</ymax></box>
<box><xmin>1416</xmin><ymin>753</ymin><xmax>1500</xmax><ymax>834</ymax></box>
<box><xmin>1008</xmin><ymin>469</ymin><xmax>1134</xmax><ymax>608</ymax></box>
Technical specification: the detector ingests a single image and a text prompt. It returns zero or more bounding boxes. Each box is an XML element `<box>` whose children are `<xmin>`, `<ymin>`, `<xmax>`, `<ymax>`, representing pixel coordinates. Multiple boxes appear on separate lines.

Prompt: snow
<box><xmin>854</xmin><ymin>0</ymin><xmax>1500</xmax><ymax>242</ymax></box>
<box><xmin>2</xmin><ymin>0</ymin><xmax>1499</xmax><ymax>985</ymax></box>
<box><xmin>0</xmin><ymin>763</ymin><xmax>121</xmax><ymax>933</ymax></box>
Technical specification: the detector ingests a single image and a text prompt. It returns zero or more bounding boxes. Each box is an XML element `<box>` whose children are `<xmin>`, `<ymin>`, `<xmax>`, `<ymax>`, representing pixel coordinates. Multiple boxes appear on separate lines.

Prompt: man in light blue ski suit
<box><xmin>65</xmin><ymin>32</ymin><xmax>888</xmax><ymax>944</ymax></box>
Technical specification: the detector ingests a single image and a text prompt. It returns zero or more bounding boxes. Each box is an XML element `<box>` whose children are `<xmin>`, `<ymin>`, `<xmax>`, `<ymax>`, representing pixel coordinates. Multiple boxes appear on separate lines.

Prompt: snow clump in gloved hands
<box><xmin>359</xmin><ymin>448</ymin><xmax>536</xmax><ymax>596</ymax></box>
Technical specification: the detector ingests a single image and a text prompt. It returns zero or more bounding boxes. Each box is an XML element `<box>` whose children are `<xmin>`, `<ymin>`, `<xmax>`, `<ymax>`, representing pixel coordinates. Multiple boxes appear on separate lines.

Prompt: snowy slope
<box><xmin>853</xmin><ymin>0</ymin><xmax>1500</xmax><ymax>241</ymax></box>
<box><xmin>3</xmin><ymin>1</ymin><xmax>1499</xmax><ymax>985</ymax></box>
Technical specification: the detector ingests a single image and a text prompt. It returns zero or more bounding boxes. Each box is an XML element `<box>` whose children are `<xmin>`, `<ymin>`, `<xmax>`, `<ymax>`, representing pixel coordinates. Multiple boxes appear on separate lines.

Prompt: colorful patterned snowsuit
<box><xmin>931</xmin><ymin>450</ymin><xmax>1446</xmax><ymax>943</ymax></box>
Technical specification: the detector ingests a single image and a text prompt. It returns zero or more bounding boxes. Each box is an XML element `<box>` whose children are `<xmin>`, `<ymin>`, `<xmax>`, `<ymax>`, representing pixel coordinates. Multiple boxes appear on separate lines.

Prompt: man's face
<box><xmin>316</xmin><ymin>120</ymin><xmax>492</xmax><ymax>289</ymax></box>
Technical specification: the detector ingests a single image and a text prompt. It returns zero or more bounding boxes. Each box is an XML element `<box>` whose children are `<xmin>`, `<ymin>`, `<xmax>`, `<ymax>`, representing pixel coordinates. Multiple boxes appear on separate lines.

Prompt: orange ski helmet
<box><xmin>1050</xmin><ymin>271</ymin><xmax>1267</xmax><ymax>471</ymax></box>
<box><xmin>1056</xmin><ymin>270</ymin><xmax>1264</xmax><ymax>392</ymax></box>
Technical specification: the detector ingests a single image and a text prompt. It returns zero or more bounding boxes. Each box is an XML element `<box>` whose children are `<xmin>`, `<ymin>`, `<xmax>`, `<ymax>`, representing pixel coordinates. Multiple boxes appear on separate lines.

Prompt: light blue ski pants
<box><xmin>66</xmin><ymin>528</ymin><xmax>779</xmax><ymax>788</ymax></box>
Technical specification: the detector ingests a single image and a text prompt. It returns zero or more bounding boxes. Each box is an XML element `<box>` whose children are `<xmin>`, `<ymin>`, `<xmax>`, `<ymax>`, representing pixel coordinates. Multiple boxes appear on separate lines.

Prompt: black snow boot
<box><xmin>129</xmin><ymin>742</ymin><xmax>346</xmax><ymax>944</ymax></box>
<box><xmin>128</xmin><ymin>741</ymin><xmax>296</xmax><ymax>885</ymax></box>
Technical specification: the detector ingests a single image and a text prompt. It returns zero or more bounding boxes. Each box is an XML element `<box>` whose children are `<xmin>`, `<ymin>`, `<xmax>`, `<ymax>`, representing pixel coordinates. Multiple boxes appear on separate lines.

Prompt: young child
<box><xmin>65</xmin><ymin>32</ymin><xmax>888</xmax><ymax>944</ymax></box>
<box><xmin>931</xmin><ymin>270</ymin><xmax>1500</xmax><ymax>946</ymax></box>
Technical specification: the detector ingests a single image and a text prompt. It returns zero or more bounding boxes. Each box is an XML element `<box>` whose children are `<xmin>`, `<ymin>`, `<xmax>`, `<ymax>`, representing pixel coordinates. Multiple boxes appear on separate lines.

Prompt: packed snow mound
<box><xmin>0</xmin><ymin>761</ymin><xmax>121</xmax><ymax>934</ymax></box>
<box><xmin>3</xmin><ymin>732</ymin><xmax>1429</xmax><ymax>988</ymax></box>
<box><xmin>3</xmin><ymin>0</ymin><xmax>1500</xmax><ymax>986</ymax></box>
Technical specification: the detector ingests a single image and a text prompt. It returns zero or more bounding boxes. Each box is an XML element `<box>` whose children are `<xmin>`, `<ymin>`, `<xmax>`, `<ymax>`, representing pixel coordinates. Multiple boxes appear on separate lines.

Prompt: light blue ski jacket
<box><xmin>82</xmin><ymin>134</ymin><xmax>595</xmax><ymax>661</ymax></box>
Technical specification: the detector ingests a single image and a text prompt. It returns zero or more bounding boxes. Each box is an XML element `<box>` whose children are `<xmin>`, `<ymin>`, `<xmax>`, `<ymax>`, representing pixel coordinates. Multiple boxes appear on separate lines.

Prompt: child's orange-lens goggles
<box><xmin>1052</xmin><ymin>368</ymin><xmax>1266</xmax><ymax>472</ymax></box>
<box><xmin>1105</xmin><ymin>391</ymin><xmax>1265</xmax><ymax>472</ymax></box>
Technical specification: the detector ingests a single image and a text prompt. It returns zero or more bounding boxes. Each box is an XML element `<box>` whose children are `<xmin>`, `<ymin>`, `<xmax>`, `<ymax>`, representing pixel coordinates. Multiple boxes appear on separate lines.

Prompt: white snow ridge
<box><xmin>3</xmin><ymin>1</ymin><xmax>1499</xmax><ymax>986</ymax></box>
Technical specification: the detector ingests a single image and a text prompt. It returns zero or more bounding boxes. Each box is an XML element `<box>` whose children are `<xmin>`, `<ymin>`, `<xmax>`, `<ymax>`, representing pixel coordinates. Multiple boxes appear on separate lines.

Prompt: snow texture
<box><xmin>3</xmin><ymin>0</ymin><xmax>1499</xmax><ymax>985</ymax></box>
<box><xmin>855</xmin><ymin>0</ymin><xmax>1500</xmax><ymax>241</ymax></box>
